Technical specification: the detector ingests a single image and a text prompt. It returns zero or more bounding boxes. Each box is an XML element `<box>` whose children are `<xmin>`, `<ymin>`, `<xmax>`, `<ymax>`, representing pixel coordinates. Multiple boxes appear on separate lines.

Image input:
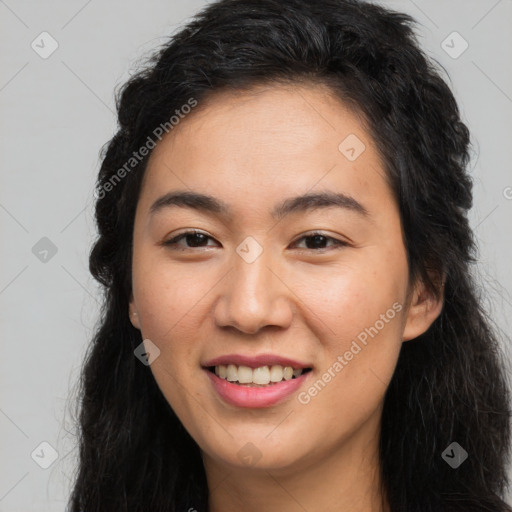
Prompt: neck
<box><xmin>202</xmin><ymin>410</ymin><xmax>389</xmax><ymax>512</ymax></box>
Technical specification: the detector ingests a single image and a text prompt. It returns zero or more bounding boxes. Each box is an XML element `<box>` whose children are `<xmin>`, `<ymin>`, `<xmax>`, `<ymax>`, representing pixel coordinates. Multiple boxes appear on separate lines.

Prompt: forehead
<box><xmin>139</xmin><ymin>83</ymin><xmax>391</xmax><ymax>218</ymax></box>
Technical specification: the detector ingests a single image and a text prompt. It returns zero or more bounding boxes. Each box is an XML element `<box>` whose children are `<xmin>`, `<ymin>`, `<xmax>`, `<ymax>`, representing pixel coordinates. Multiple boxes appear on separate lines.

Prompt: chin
<box><xmin>202</xmin><ymin>433</ymin><xmax>309</xmax><ymax>473</ymax></box>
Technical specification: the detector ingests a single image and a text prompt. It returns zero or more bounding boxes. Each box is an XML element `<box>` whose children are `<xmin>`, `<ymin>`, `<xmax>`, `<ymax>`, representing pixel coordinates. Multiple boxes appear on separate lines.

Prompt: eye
<box><xmin>291</xmin><ymin>232</ymin><xmax>348</xmax><ymax>251</ymax></box>
<box><xmin>163</xmin><ymin>230</ymin><xmax>218</xmax><ymax>249</ymax></box>
<box><xmin>162</xmin><ymin>230</ymin><xmax>348</xmax><ymax>251</ymax></box>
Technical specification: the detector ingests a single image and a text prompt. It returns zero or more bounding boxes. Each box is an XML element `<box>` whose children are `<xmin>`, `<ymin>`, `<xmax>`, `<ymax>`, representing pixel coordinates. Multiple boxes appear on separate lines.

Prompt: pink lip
<box><xmin>204</xmin><ymin>369</ymin><xmax>311</xmax><ymax>408</ymax></box>
<box><xmin>202</xmin><ymin>353</ymin><xmax>311</xmax><ymax>369</ymax></box>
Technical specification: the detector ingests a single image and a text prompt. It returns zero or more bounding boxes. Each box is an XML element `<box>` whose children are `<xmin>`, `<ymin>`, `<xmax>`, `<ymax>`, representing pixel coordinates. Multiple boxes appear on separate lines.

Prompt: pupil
<box><xmin>306</xmin><ymin>235</ymin><xmax>326</xmax><ymax>249</ymax></box>
<box><xmin>187</xmin><ymin>233</ymin><xmax>206</xmax><ymax>247</ymax></box>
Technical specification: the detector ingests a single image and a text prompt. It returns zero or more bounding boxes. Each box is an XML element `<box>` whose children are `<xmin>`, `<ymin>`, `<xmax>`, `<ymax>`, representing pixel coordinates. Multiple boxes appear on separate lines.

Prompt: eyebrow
<box><xmin>149</xmin><ymin>190</ymin><xmax>369</xmax><ymax>220</ymax></box>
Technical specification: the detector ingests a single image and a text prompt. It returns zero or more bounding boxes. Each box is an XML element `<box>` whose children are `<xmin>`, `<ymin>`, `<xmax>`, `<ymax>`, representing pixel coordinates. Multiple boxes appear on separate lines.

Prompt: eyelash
<box><xmin>162</xmin><ymin>230</ymin><xmax>349</xmax><ymax>252</ymax></box>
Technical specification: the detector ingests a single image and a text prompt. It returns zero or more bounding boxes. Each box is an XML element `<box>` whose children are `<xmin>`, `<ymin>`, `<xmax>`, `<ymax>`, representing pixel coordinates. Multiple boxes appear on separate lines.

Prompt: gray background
<box><xmin>1</xmin><ymin>0</ymin><xmax>511</xmax><ymax>510</ymax></box>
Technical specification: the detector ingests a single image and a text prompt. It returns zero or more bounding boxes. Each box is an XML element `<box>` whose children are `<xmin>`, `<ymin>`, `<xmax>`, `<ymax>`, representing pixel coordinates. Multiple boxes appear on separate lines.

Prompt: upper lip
<box><xmin>202</xmin><ymin>353</ymin><xmax>312</xmax><ymax>369</ymax></box>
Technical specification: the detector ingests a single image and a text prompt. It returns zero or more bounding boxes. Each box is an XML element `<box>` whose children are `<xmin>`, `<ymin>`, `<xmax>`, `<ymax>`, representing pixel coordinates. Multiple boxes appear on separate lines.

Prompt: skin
<box><xmin>129</xmin><ymin>83</ymin><xmax>443</xmax><ymax>512</ymax></box>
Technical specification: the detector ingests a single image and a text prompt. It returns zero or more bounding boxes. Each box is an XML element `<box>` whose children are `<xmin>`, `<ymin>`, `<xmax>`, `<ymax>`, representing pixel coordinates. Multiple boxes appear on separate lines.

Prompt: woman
<box><xmin>67</xmin><ymin>0</ymin><xmax>512</xmax><ymax>510</ymax></box>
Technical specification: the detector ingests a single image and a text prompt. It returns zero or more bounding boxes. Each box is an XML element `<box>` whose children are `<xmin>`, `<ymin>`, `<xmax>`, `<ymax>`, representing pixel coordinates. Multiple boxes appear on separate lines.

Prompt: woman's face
<box><xmin>129</xmin><ymin>84</ymin><xmax>437</xmax><ymax>475</ymax></box>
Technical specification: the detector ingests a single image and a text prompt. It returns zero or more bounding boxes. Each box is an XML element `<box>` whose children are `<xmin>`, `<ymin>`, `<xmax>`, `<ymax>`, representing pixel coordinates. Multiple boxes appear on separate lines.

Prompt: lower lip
<box><xmin>204</xmin><ymin>369</ymin><xmax>311</xmax><ymax>408</ymax></box>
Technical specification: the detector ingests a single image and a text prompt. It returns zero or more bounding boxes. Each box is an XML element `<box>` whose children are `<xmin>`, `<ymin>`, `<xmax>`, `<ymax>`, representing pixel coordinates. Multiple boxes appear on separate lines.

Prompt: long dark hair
<box><xmin>67</xmin><ymin>0</ymin><xmax>512</xmax><ymax>510</ymax></box>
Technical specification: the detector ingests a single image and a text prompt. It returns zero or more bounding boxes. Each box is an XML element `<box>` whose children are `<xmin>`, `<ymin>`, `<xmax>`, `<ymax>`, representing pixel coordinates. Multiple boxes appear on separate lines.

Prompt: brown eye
<box><xmin>163</xmin><ymin>230</ymin><xmax>218</xmax><ymax>249</ymax></box>
<box><xmin>162</xmin><ymin>230</ymin><xmax>348</xmax><ymax>252</ymax></box>
<box><xmin>292</xmin><ymin>232</ymin><xmax>348</xmax><ymax>251</ymax></box>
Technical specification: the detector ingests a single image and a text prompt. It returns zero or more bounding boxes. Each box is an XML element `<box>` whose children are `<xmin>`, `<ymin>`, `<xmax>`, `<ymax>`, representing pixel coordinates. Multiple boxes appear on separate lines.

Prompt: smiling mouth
<box><xmin>206</xmin><ymin>364</ymin><xmax>313</xmax><ymax>387</ymax></box>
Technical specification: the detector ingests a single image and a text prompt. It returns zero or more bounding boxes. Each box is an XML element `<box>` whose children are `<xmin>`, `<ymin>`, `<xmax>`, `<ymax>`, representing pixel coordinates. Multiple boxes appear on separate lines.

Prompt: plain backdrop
<box><xmin>1</xmin><ymin>0</ymin><xmax>511</xmax><ymax>510</ymax></box>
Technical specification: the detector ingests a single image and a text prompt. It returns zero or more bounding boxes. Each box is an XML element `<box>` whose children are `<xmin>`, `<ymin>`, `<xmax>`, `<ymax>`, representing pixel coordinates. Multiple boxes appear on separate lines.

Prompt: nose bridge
<box><xmin>215</xmin><ymin>239</ymin><xmax>292</xmax><ymax>334</ymax></box>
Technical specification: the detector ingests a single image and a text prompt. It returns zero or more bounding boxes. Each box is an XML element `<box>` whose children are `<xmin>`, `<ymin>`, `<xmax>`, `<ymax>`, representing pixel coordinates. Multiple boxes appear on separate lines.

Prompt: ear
<box><xmin>129</xmin><ymin>293</ymin><xmax>141</xmax><ymax>330</ymax></box>
<box><xmin>402</xmin><ymin>276</ymin><xmax>444</xmax><ymax>342</ymax></box>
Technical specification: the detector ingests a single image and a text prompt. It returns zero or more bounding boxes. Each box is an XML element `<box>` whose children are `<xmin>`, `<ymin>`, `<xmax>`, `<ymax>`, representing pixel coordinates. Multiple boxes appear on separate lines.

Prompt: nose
<box><xmin>213</xmin><ymin>247</ymin><xmax>294</xmax><ymax>335</ymax></box>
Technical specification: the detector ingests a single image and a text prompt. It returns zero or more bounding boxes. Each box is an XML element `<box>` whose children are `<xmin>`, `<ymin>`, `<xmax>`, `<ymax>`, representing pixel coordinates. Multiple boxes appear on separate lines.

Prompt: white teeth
<box><xmin>269</xmin><ymin>365</ymin><xmax>283</xmax><ymax>382</ymax></box>
<box><xmin>283</xmin><ymin>366</ymin><xmax>293</xmax><ymax>380</ymax></box>
<box><xmin>253</xmin><ymin>366</ymin><xmax>270</xmax><ymax>385</ymax></box>
<box><xmin>212</xmin><ymin>364</ymin><xmax>306</xmax><ymax>385</ymax></box>
<box><xmin>237</xmin><ymin>365</ymin><xmax>253</xmax><ymax>384</ymax></box>
<box><xmin>226</xmin><ymin>364</ymin><xmax>238</xmax><ymax>382</ymax></box>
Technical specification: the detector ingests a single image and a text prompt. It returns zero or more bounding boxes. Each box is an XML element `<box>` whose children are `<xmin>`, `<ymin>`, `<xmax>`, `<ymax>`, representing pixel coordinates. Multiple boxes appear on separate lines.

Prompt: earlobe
<box><xmin>129</xmin><ymin>299</ymin><xmax>141</xmax><ymax>330</ymax></box>
<box><xmin>402</xmin><ymin>279</ymin><xmax>444</xmax><ymax>342</ymax></box>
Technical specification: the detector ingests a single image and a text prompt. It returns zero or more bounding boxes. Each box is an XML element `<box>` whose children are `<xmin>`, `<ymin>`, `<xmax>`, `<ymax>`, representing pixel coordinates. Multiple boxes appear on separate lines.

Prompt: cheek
<box><xmin>132</xmin><ymin>248</ymin><xmax>209</xmax><ymax>342</ymax></box>
<box><xmin>296</xmin><ymin>255</ymin><xmax>407</xmax><ymax>344</ymax></box>
<box><xmin>131</xmin><ymin>255</ymin><xmax>207</xmax><ymax>419</ymax></box>
<box><xmin>296</xmin><ymin>250</ymin><xmax>407</xmax><ymax>401</ymax></box>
